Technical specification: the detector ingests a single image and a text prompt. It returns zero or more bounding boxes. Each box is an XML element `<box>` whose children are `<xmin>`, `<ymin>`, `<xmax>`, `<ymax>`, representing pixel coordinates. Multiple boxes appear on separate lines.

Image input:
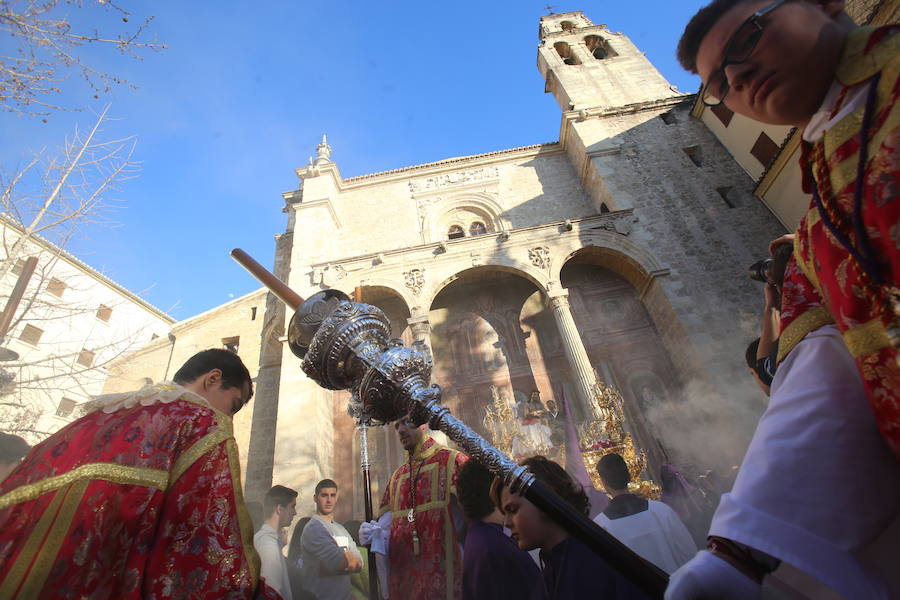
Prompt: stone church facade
<box><xmin>106</xmin><ymin>11</ymin><xmax>788</xmax><ymax>522</ymax></box>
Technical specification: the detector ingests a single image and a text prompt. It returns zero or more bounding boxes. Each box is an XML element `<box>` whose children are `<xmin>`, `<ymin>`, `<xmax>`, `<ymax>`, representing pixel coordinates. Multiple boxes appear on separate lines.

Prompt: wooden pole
<box><xmin>230</xmin><ymin>248</ymin><xmax>304</xmax><ymax>311</ymax></box>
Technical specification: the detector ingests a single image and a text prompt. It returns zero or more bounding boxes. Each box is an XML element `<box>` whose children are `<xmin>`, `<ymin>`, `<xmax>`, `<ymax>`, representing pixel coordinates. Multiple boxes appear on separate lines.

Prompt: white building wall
<box><xmin>0</xmin><ymin>223</ymin><xmax>173</xmax><ymax>439</ymax></box>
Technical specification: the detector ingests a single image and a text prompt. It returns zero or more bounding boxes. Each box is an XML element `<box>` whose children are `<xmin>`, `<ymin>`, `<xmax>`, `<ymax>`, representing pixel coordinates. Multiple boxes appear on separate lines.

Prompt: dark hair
<box><xmin>596</xmin><ymin>453</ymin><xmax>631</xmax><ymax>491</ymax></box>
<box><xmin>0</xmin><ymin>432</ymin><xmax>30</xmax><ymax>463</ymax></box>
<box><xmin>344</xmin><ymin>520</ymin><xmax>362</xmax><ymax>545</ymax></box>
<box><xmin>264</xmin><ymin>484</ymin><xmax>298</xmax><ymax>517</ymax></box>
<box><xmin>288</xmin><ymin>517</ymin><xmax>311</xmax><ymax>563</ymax></box>
<box><xmin>746</xmin><ymin>338</ymin><xmax>760</xmax><ymax>369</ymax></box>
<box><xmin>315</xmin><ymin>478</ymin><xmax>338</xmax><ymax>495</ymax></box>
<box><xmin>457</xmin><ymin>460</ymin><xmax>496</xmax><ymax>520</ymax></box>
<box><xmin>172</xmin><ymin>349</ymin><xmax>254</xmax><ymax>399</ymax></box>
<box><xmin>491</xmin><ymin>456</ymin><xmax>590</xmax><ymax>518</ymax></box>
<box><xmin>677</xmin><ymin>0</ymin><xmax>747</xmax><ymax>73</ymax></box>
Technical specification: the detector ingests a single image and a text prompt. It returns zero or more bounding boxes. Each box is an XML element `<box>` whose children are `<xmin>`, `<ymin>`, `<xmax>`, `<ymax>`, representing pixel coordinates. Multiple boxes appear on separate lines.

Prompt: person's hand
<box><xmin>665</xmin><ymin>551</ymin><xmax>761</xmax><ymax>600</ymax></box>
<box><xmin>344</xmin><ymin>551</ymin><xmax>363</xmax><ymax>573</ymax></box>
<box><xmin>768</xmin><ymin>234</ymin><xmax>794</xmax><ymax>257</ymax></box>
<box><xmin>359</xmin><ymin>520</ymin><xmax>380</xmax><ymax>546</ymax></box>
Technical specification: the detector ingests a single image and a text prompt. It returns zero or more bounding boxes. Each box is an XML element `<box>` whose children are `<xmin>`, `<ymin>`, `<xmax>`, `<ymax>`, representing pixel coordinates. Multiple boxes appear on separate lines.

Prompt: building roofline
<box><xmin>171</xmin><ymin>286</ymin><xmax>268</xmax><ymax>330</ymax></box>
<box><xmin>0</xmin><ymin>215</ymin><xmax>175</xmax><ymax>324</ymax></box>
<box><xmin>341</xmin><ymin>142</ymin><xmax>560</xmax><ymax>184</ymax></box>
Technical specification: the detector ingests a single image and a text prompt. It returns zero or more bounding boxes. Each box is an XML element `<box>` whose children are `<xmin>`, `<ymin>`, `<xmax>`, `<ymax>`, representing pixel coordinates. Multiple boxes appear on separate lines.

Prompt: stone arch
<box><xmin>428</xmin><ymin>262</ymin><xmax>549</xmax><ymax>308</ymax></box>
<box><xmin>550</xmin><ymin>234</ymin><xmax>667</xmax><ymax>291</ymax></box>
<box><xmin>332</xmin><ymin>277</ymin><xmax>416</xmax><ymax>316</ymax></box>
<box><xmin>422</xmin><ymin>192</ymin><xmax>505</xmax><ymax>243</ymax></box>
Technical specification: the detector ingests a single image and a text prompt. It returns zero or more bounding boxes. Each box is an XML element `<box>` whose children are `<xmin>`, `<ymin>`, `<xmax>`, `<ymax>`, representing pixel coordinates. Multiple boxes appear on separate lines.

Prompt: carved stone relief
<box><xmin>409</xmin><ymin>166</ymin><xmax>499</xmax><ymax>194</ymax></box>
<box><xmin>403</xmin><ymin>268</ymin><xmax>426</xmax><ymax>296</ymax></box>
<box><xmin>528</xmin><ymin>246</ymin><xmax>552</xmax><ymax>271</ymax></box>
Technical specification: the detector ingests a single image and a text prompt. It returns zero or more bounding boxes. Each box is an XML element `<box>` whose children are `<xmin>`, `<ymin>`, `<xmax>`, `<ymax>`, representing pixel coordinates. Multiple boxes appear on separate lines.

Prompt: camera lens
<box><xmin>748</xmin><ymin>259</ymin><xmax>772</xmax><ymax>283</ymax></box>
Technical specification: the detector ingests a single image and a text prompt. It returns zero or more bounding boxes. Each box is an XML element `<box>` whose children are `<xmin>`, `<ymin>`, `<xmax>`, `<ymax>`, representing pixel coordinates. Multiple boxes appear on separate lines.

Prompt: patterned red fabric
<box><xmin>379</xmin><ymin>437</ymin><xmax>468</xmax><ymax>600</ymax></box>
<box><xmin>779</xmin><ymin>26</ymin><xmax>900</xmax><ymax>459</ymax></box>
<box><xmin>0</xmin><ymin>385</ymin><xmax>279</xmax><ymax>599</ymax></box>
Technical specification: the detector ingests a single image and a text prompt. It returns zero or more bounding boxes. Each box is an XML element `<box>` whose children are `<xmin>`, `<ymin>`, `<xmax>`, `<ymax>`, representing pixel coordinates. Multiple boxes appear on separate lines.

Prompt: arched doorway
<box><xmin>560</xmin><ymin>258</ymin><xmax>682</xmax><ymax>480</ymax></box>
<box><xmin>429</xmin><ymin>267</ymin><xmax>571</xmax><ymax>467</ymax></box>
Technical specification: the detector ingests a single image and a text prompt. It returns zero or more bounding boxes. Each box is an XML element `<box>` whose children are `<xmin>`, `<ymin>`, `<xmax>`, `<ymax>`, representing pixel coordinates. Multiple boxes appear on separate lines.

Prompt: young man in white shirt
<box><xmin>301</xmin><ymin>479</ymin><xmax>362</xmax><ymax>600</ymax></box>
<box><xmin>254</xmin><ymin>485</ymin><xmax>298</xmax><ymax>598</ymax></box>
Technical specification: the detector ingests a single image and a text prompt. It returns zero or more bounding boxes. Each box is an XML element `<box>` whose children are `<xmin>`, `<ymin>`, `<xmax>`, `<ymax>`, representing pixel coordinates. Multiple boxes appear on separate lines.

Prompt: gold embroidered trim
<box><xmin>0</xmin><ymin>486</ymin><xmax>65</xmax><ymax>597</ymax></box>
<box><xmin>0</xmin><ymin>463</ymin><xmax>168</xmax><ymax>511</ymax></box>
<box><xmin>20</xmin><ymin>480</ymin><xmax>89</xmax><ymax>597</ymax></box>
<box><xmin>227</xmin><ymin>438</ymin><xmax>259</xmax><ymax>586</ymax></box>
<box><xmin>843</xmin><ymin>318</ymin><xmax>891</xmax><ymax>358</ymax></box>
<box><xmin>836</xmin><ymin>27</ymin><xmax>900</xmax><ymax>86</ymax></box>
<box><xmin>792</xmin><ymin>234</ymin><xmax>824</xmax><ymax>296</ymax></box>
<box><xmin>777</xmin><ymin>306</ymin><xmax>835</xmax><ymax>363</ymax></box>
<box><xmin>170</xmin><ymin>428</ymin><xmax>230</xmax><ymax>485</ymax></box>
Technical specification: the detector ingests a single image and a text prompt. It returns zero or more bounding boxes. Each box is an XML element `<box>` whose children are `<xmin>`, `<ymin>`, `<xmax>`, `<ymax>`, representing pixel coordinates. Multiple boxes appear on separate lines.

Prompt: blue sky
<box><xmin>2</xmin><ymin>1</ymin><xmax>708</xmax><ymax>319</ymax></box>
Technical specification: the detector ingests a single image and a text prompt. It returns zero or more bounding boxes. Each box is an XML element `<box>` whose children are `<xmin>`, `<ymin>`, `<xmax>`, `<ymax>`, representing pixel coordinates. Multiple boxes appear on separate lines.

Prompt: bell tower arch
<box><xmin>537</xmin><ymin>11</ymin><xmax>677</xmax><ymax>111</ymax></box>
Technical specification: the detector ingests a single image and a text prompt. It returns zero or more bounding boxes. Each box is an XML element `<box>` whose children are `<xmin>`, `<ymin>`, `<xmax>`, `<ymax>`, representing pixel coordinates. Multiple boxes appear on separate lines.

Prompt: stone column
<box><xmin>547</xmin><ymin>289</ymin><xmax>598</xmax><ymax>419</ymax></box>
<box><xmin>407</xmin><ymin>315</ymin><xmax>433</xmax><ymax>359</ymax></box>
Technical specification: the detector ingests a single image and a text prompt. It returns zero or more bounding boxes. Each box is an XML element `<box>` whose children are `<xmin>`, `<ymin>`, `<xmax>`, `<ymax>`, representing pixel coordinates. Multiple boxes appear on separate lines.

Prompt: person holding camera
<box><xmin>667</xmin><ymin>236</ymin><xmax>900</xmax><ymax>599</ymax></box>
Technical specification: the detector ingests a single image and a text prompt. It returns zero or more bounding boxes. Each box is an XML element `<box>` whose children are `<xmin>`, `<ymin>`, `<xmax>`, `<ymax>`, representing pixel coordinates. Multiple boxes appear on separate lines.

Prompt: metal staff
<box><xmin>357</xmin><ymin>418</ymin><xmax>380</xmax><ymax>599</ymax></box>
<box><xmin>230</xmin><ymin>249</ymin><xmax>668</xmax><ymax>599</ymax></box>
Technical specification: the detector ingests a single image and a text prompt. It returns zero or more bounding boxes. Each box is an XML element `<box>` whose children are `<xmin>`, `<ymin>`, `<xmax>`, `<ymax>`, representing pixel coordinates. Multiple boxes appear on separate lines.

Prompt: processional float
<box><xmin>231</xmin><ymin>249</ymin><xmax>668</xmax><ymax>598</ymax></box>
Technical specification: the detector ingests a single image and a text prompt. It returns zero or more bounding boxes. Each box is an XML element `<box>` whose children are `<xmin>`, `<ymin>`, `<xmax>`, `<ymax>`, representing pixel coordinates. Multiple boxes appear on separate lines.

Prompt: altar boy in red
<box><xmin>0</xmin><ymin>349</ymin><xmax>278</xmax><ymax>599</ymax></box>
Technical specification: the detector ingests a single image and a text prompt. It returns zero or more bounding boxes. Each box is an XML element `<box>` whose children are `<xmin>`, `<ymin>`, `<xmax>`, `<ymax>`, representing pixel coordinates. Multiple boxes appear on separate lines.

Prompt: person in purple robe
<box><xmin>457</xmin><ymin>459</ymin><xmax>541</xmax><ymax>600</ymax></box>
<box><xmin>490</xmin><ymin>455</ymin><xmax>651</xmax><ymax>600</ymax></box>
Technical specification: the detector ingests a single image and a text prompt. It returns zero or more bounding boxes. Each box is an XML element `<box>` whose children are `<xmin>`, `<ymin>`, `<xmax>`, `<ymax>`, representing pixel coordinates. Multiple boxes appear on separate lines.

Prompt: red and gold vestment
<box><xmin>0</xmin><ymin>383</ymin><xmax>277</xmax><ymax>599</ymax></box>
<box><xmin>379</xmin><ymin>437</ymin><xmax>468</xmax><ymax>600</ymax></box>
<box><xmin>779</xmin><ymin>26</ymin><xmax>900</xmax><ymax>458</ymax></box>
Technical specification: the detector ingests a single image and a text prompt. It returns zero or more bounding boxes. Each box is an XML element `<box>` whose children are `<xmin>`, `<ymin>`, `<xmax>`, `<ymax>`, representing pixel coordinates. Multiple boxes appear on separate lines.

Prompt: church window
<box><xmin>683</xmin><ymin>146</ymin><xmax>703</xmax><ymax>167</ymax></box>
<box><xmin>76</xmin><ymin>349</ymin><xmax>95</xmax><ymax>368</ymax></box>
<box><xmin>600</xmin><ymin>203</ymin><xmax>610</xmax><ymax>214</ymax></box>
<box><xmin>56</xmin><ymin>397</ymin><xmax>77</xmax><ymax>418</ymax></box>
<box><xmin>554</xmin><ymin>42</ymin><xmax>580</xmax><ymax>66</ymax></box>
<box><xmin>710</xmin><ymin>103</ymin><xmax>734</xmax><ymax>127</ymax></box>
<box><xmin>716</xmin><ymin>187</ymin><xmax>736</xmax><ymax>208</ymax></box>
<box><xmin>47</xmin><ymin>278</ymin><xmax>66</xmax><ymax>297</ymax></box>
<box><xmin>659</xmin><ymin>112</ymin><xmax>677</xmax><ymax>125</ymax></box>
<box><xmin>96</xmin><ymin>304</ymin><xmax>113</xmax><ymax>322</ymax></box>
<box><xmin>10</xmin><ymin>258</ymin><xmax>27</xmax><ymax>276</ymax></box>
<box><xmin>251</xmin><ymin>306</ymin><xmax>258</xmax><ymax>320</ymax></box>
<box><xmin>222</xmin><ymin>336</ymin><xmax>240</xmax><ymax>354</ymax></box>
<box><xmin>448</xmin><ymin>225</ymin><xmax>465</xmax><ymax>240</ymax></box>
<box><xmin>469</xmin><ymin>222</ymin><xmax>487</xmax><ymax>236</ymax></box>
<box><xmin>560</xmin><ymin>21</ymin><xmax>575</xmax><ymax>32</ymax></box>
<box><xmin>750</xmin><ymin>132</ymin><xmax>780</xmax><ymax>168</ymax></box>
<box><xmin>19</xmin><ymin>324</ymin><xmax>43</xmax><ymax>346</ymax></box>
<box><xmin>583</xmin><ymin>35</ymin><xmax>616</xmax><ymax>60</ymax></box>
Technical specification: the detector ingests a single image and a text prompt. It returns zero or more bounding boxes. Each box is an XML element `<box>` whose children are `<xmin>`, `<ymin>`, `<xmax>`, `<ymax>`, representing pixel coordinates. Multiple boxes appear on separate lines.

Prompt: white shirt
<box><xmin>595</xmin><ymin>499</ymin><xmax>697</xmax><ymax>574</ymax></box>
<box><xmin>254</xmin><ymin>523</ymin><xmax>292</xmax><ymax>598</ymax></box>
<box><xmin>709</xmin><ymin>325</ymin><xmax>900</xmax><ymax>599</ymax></box>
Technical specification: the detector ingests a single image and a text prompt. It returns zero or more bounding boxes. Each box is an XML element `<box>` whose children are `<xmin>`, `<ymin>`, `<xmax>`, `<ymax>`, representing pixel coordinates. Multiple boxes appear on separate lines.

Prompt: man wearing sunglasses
<box><xmin>669</xmin><ymin>2</ymin><xmax>900</xmax><ymax>599</ymax></box>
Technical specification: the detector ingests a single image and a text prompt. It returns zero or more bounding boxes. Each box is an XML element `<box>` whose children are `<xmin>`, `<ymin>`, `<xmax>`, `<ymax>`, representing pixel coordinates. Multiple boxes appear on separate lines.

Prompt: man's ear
<box><xmin>204</xmin><ymin>368</ymin><xmax>223</xmax><ymax>389</ymax></box>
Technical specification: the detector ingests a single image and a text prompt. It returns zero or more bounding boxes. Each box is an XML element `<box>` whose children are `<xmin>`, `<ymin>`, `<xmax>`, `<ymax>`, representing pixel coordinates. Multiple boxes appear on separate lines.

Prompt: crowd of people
<box><xmin>0</xmin><ymin>0</ymin><xmax>897</xmax><ymax>597</ymax></box>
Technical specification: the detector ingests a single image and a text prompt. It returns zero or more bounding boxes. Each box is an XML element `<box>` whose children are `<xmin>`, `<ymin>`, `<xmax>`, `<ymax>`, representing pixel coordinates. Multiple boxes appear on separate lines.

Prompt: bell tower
<box><xmin>537</xmin><ymin>12</ymin><xmax>678</xmax><ymax>111</ymax></box>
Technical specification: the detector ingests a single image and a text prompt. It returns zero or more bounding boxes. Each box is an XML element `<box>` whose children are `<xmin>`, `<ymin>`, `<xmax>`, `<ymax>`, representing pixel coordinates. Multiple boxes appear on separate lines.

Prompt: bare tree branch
<box><xmin>0</xmin><ymin>0</ymin><xmax>166</xmax><ymax>118</ymax></box>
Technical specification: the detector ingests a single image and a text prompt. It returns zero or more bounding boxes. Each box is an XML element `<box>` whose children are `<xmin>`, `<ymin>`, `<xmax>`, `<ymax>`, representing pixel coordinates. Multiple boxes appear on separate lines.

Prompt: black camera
<box><xmin>748</xmin><ymin>258</ymin><xmax>775</xmax><ymax>283</ymax></box>
<box><xmin>748</xmin><ymin>242</ymin><xmax>793</xmax><ymax>286</ymax></box>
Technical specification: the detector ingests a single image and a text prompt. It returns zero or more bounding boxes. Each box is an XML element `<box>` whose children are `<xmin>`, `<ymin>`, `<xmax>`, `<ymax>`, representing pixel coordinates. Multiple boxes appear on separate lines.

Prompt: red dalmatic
<box><xmin>779</xmin><ymin>26</ymin><xmax>900</xmax><ymax>458</ymax></box>
<box><xmin>0</xmin><ymin>383</ymin><xmax>278</xmax><ymax>599</ymax></box>
<box><xmin>379</xmin><ymin>437</ymin><xmax>468</xmax><ymax>600</ymax></box>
